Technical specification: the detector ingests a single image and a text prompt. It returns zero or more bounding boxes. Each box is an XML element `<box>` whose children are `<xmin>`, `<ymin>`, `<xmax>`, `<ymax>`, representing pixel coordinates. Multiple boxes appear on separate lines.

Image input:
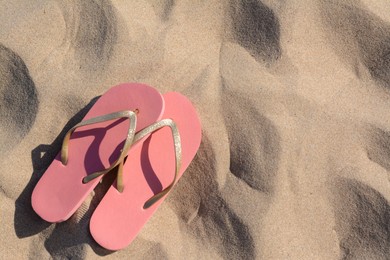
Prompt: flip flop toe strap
<box><xmin>61</xmin><ymin>110</ymin><xmax>138</xmax><ymax>184</ymax></box>
<box><xmin>131</xmin><ymin>119</ymin><xmax>182</xmax><ymax>209</ymax></box>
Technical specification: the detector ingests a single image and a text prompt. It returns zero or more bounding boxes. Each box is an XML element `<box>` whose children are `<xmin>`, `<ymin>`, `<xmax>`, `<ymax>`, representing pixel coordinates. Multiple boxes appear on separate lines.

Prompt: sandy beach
<box><xmin>1</xmin><ymin>1</ymin><xmax>389</xmax><ymax>259</ymax></box>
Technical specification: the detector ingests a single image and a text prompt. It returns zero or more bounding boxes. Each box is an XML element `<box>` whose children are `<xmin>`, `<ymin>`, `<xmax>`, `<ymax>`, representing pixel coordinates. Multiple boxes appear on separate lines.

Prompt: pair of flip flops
<box><xmin>31</xmin><ymin>83</ymin><xmax>201</xmax><ymax>250</ymax></box>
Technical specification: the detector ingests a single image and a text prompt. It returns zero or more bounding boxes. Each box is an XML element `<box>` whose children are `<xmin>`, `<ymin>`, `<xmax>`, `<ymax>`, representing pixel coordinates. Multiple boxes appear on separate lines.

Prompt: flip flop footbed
<box><xmin>90</xmin><ymin>92</ymin><xmax>202</xmax><ymax>250</ymax></box>
<box><xmin>32</xmin><ymin>83</ymin><xmax>164</xmax><ymax>223</ymax></box>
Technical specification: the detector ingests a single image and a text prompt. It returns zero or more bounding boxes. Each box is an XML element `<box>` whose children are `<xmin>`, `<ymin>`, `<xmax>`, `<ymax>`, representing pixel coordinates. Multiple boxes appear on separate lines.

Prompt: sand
<box><xmin>1</xmin><ymin>1</ymin><xmax>389</xmax><ymax>259</ymax></box>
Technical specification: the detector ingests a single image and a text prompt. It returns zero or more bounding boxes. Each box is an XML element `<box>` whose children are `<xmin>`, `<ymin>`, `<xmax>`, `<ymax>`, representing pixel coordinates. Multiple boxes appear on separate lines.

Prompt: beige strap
<box><xmin>61</xmin><ymin>110</ymin><xmax>137</xmax><ymax>186</ymax></box>
<box><xmin>131</xmin><ymin>119</ymin><xmax>182</xmax><ymax>209</ymax></box>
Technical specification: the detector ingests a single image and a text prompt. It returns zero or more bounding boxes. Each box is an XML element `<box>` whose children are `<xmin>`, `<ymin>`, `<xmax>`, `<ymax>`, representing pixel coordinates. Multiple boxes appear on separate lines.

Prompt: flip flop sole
<box><xmin>90</xmin><ymin>92</ymin><xmax>202</xmax><ymax>250</ymax></box>
<box><xmin>32</xmin><ymin>83</ymin><xmax>164</xmax><ymax>223</ymax></box>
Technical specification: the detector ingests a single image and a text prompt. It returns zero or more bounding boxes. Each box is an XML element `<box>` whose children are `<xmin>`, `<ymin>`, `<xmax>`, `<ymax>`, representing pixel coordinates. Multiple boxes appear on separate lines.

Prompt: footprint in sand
<box><xmin>0</xmin><ymin>44</ymin><xmax>38</xmax><ymax>156</ymax></box>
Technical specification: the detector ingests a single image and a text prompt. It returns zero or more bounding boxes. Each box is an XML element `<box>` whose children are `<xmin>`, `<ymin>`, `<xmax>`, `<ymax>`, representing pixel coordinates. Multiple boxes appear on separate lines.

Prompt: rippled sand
<box><xmin>1</xmin><ymin>1</ymin><xmax>389</xmax><ymax>259</ymax></box>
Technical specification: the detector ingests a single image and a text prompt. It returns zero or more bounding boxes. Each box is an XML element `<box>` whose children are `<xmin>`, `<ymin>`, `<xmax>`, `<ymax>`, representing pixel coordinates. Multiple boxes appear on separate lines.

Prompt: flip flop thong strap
<box><xmin>61</xmin><ymin>110</ymin><xmax>137</xmax><ymax>184</ymax></box>
<box><xmin>131</xmin><ymin>119</ymin><xmax>182</xmax><ymax>209</ymax></box>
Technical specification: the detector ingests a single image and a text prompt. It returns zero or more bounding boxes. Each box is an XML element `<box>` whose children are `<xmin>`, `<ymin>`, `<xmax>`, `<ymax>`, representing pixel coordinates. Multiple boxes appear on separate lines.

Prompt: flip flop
<box><xmin>31</xmin><ymin>83</ymin><xmax>165</xmax><ymax>223</ymax></box>
<box><xmin>89</xmin><ymin>92</ymin><xmax>201</xmax><ymax>250</ymax></box>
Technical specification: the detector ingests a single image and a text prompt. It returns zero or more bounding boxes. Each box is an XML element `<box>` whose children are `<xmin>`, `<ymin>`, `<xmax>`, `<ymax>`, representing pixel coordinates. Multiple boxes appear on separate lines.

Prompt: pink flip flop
<box><xmin>89</xmin><ymin>92</ymin><xmax>202</xmax><ymax>250</ymax></box>
<box><xmin>31</xmin><ymin>83</ymin><xmax>164</xmax><ymax>223</ymax></box>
